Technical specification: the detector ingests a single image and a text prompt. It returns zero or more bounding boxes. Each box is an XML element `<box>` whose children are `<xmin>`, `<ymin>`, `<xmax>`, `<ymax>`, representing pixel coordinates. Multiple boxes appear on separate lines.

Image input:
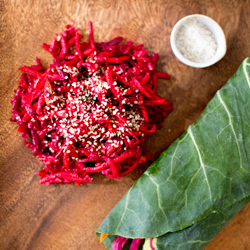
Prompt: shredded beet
<box><xmin>11</xmin><ymin>22</ymin><xmax>173</xmax><ymax>186</ymax></box>
<box><xmin>150</xmin><ymin>238</ymin><xmax>155</xmax><ymax>250</ymax></box>
<box><xmin>129</xmin><ymin>239</ymin><xmax>144</xmax><ymax>250</ymax></box>
<box><xmin>112</xmin><ymin>236</ymin><xmax>129</xmax><ymax>250</ymax></box>
<box><xmin>111</xmin><ymin>236</ymin><xmax>144</xmax><ymax>250</ymax></box>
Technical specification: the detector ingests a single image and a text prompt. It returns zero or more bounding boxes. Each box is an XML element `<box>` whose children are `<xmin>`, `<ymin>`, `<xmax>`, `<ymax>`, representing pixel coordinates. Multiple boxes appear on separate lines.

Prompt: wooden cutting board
<box><xmin>1</xmin><ymin>0</ymin><xmax>250</xmax><ymax>249</ymax></box>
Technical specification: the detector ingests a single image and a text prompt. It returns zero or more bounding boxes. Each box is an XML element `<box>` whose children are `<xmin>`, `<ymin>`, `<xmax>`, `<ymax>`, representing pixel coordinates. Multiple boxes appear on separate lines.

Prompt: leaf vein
<box><xmin>168</xmin><ymin>134</ymin><xmax>188</xmax><ymax>181</ymax></box>
<box><xmin>217</xmin><ymin>91</ymin><xmax>244</xmax><ymax>170</ymax></box>
<box><xmin>243</xmin><ymin>59</ymin><xmax>250</xmax><ymax>89</ymax></box>
<box><xmin>185</xmin><ymin>168</ymin><xmax>202</xmax><ymax>207</ymax></box>
<box><xmin>115</xmin><ymin>189</ymin><xmax>131</xmax><ymax>231</ymax></box>
<box><xmin>145</xmin><ymin>174</ymin><xmax>168</xmax><ymax>219</ymax></box>
<box><xmin>188</xmin><ymin>127</ymin><xmax>212</xmax><ymax>201</ymax></box>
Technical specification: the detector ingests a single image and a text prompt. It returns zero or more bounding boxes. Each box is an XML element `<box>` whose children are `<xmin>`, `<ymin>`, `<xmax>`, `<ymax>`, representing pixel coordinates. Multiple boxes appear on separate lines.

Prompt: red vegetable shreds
<box><xmin>11</xmin><ymin>22</ymin><xmax>173</xmax><ymax>186</ymax></box>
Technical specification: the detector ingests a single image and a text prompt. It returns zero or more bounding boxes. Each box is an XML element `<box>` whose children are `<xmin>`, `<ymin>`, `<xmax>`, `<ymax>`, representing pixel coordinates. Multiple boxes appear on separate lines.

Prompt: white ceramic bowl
<box><xmin>170</xmin><ymin>14</ymin><xmax>227</xmax><ymax>68</ymax></box>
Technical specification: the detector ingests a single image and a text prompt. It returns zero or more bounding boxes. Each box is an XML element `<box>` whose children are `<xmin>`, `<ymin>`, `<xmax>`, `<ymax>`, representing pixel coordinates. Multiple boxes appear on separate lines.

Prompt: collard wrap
<box><xmin>96</xmin><ymin>58</ymin><xmax>250</xmax><ymax>250</ymax></box>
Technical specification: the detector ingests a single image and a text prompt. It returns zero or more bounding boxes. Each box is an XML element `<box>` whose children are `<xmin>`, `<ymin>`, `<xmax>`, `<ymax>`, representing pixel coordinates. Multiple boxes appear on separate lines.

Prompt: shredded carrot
<box><xmin>100</xmin><ymin>233</ymin><xmax>108</xmax><ymax>243</ymax></box>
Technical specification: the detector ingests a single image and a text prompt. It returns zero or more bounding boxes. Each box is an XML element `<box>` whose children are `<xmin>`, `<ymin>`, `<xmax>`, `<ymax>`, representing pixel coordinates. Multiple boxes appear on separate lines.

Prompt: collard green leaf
<box><xmin>156</xmin><ymin>195</ymin><xmax>250</xmax><ymax>250</ymax></box>
<box><xmin>97</xmin><ymin>58</ymin><xmax>250</xmax><ymax>249</ymax></box>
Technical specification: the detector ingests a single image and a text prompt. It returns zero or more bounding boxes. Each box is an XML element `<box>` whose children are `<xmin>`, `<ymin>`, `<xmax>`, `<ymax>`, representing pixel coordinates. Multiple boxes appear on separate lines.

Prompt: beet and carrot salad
<box><xmin>11</xmin><ymin>22</ymin><xmax>173</xmax><ymax>186</ymax></box>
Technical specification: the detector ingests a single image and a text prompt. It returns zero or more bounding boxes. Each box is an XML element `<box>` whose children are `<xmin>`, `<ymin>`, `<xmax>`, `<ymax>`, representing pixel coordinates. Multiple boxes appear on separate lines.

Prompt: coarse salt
<box><xmin>176</xmin><ymin>19</ymin><xmax>217</xmax><ymax>63</ymax></box>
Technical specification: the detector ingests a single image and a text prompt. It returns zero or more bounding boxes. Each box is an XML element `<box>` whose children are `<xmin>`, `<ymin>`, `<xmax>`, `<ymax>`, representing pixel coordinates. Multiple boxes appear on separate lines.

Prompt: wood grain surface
<box><xmin>1</xmin><ymin>0</ymin><xmax>250</xmax><ymax>249</ymax></box>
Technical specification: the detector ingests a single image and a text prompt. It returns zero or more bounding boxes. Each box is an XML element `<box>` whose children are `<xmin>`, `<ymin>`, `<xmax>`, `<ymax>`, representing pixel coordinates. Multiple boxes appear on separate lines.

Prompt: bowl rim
<box><xmin>170</xmin><ymin>14</ymin><xmax>227</xmax><ymax>68</ymax></box>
